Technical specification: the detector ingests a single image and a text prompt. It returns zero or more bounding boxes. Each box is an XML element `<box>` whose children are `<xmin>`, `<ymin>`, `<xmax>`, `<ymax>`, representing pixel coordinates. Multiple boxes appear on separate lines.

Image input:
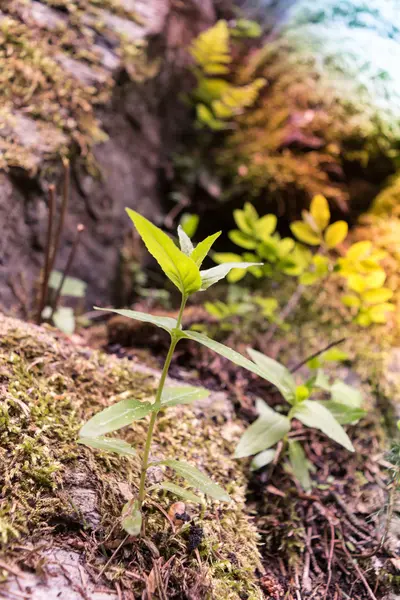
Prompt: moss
<box><xmin>0</xmin><ymin>313</ymin><xmax>263</xmax><ymax>598</ymax></box>
<box><xmin>0</xmin><ymin>1</ymin><xmax>154</xmax><ymax>174</ymax></box>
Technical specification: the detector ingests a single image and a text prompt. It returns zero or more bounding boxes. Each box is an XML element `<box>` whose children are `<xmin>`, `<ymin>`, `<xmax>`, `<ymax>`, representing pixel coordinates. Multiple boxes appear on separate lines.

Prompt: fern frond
<box><xmin>212</xmin><ymin>79</ymin><xmax>266</xmax><ymax>119</ymax></box>
<box><xmin>190</xmin><ymin>21</ymin><xmax>231</xmax><ymax>75</ymax></box>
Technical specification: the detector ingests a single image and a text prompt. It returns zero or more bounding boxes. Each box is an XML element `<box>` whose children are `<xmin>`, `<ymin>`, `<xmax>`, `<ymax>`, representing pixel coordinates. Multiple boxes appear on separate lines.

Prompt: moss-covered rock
<box><xmin>0</xmin><ymin>313</ymin><xmax>263</xmax><ymax>599</ymax></box>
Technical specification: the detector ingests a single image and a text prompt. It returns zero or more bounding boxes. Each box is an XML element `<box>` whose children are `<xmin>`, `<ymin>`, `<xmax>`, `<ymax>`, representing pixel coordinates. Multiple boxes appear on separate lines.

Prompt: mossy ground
<box><xmin>0</xmin><ymin>314</ymin><xmax>263</xmax><ymax>599</ymax></box>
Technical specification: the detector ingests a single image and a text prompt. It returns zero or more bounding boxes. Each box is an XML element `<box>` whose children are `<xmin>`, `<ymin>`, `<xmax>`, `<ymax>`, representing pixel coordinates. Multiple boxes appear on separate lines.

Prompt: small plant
<box><xmin>213</xmin><ymin>202</ymin><xmax>311</xmax><ymax>282</ymax></box>
<box><xmin>235</xmin><ymin>347</ymin><xmax>365</xmax><ymax>490</ymax></box>
<box><xmin>189</xmin><ymin>21</ymin><xmax>266</xmax><ymax>130</ymax></box>
<box><xmin>78</xmin><ymin>210</ymin><xmax>273</xmax><ymax>535</ymax></box>
<box><xmin>215</xmin><ymin>196</ymin><xmax>394</xmax><ymax>330</ymax></box>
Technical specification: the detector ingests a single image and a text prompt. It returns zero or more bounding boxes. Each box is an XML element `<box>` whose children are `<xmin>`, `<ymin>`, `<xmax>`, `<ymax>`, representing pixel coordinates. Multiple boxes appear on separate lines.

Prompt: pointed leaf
<box><xmin>320</xmin><ymin>401</ymin><xmax>366</xmax><ymax>425</ymax></box>
<box><xmin>94</xmin><ymin>307</ymin><xmax>177</xmax><ymax>333</ymax></box>
<box><xmin>250</xmin><ymin>449</ymin><xmax>276</xmax><ymax>471</ymax></box>
<box><xmin>324</xmin><ymin>221</ymin><xmax>348</xmax><ymax>249</ymax></box>
<box><xmin>161</xmin><ymin>386</ymin><xmax>209</xmax><ymax>408</ymax></box>
<box><xmin>330</xmin><ymin>380</ymin><xmax>363</xmax><ymax>408</ymax></box>
<box><xmin>180</xmin><ymin>213</ymin><xmax>199</xmax><ymax>238</ymax></box>
<box><xmin>152</xmin><ymin>482</ymin><xmax>202</xmax><ymax>504</ymax></box>
<box><xmin>235</xmin><ymin>410</ymin><xmax>291</xmax><ymax>458</ymax></box>
<box><xmin>126</xmin><ymin>209</ymin><xmax>201</xmax><ymax>295</ymax></box>
<box><xmin>288</xmin><ymin>441</ymin><xmax>312</xmax><ymax>490</ymax></box>
<box><xmin>180</xmin><ymin>331</ymin><xmax>295</xmax><ymax>401</ymax></box>
<box><xmin>290</xmin><ymin>222</ymin><xmax>321</xmax><ymax>245</ymax></box>
<box><xmin>292</xmin><ymin>400</ymin><xmax>354</xmax><ymax>452</ymax></box>
<box><xmin>247</xmin><ymin>348</ymin><xmax>296</xmax><ymax>403</ymax></box>
<box><xmin>178</xmin><ymin>225</ymin><xmax>194</xmax><ymax>256</ymax></box>
<box><xmin>191</xmin><ymin>232</ymin><xmax>221</xmax><ymax>267</ymax></box>
<box><xmin>80</xmin><ymin>398</ymin><xmax>154</xmax><ymax>438</ymax></box>
<box><xmin>161</xmin><ymin>459</ymin><xmax>230</xmax><ymax>501</ymax></box>
<box><xmin>200</xmin><ymin>262</ymin><xmax>261</xmax><ymax>290</ymax></box>
<box><xmin>78</xmin><ymin>436</ymin><xmax>137</xmax><ymax>456</ymax></box>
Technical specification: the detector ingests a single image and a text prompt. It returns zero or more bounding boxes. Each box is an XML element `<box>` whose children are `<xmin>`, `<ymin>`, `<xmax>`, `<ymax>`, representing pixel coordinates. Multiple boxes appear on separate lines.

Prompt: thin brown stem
<box><xmin>49</xmin><ymin>158</ymin><xmax>70</xmax><ymax>275</ymax></box>
<box><xmin>290</xmin><ymin>338</ymin><xmax>346</xmax><ymax>374</ymax></box>
<box><xmin>50</xmin><ymin>224</ymin><xmax>85</xmax><ymax>320</ymax></box>
<box><xmin>36</xmin><ymin>185</ymin><xmax>56</xmax><ymax>324</ymax></box>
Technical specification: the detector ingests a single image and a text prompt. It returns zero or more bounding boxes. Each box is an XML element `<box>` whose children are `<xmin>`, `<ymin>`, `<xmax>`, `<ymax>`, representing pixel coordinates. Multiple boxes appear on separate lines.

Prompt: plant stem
<box><xmin>36</xmin><ymin>185</ymin><xmax>56</xmax><ymax>324</ymax></box>
<box><xmin>137</xmin><ymin>295</ymin><xmax>187</xmax><ymax>511</ymax></box>
<box><xmin>49</xmin><ymin>224</ymin><xmax>85</xmax><ymax>320</ymax></box>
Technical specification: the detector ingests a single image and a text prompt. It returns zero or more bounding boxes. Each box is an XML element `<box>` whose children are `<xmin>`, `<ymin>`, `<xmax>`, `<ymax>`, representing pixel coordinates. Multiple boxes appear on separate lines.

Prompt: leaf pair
<box><xmin>290</xmin><ymin>194</ymin><xmax>348</xmax><ymax>249</ymax></box>
<box><xmin>78</xmin><ymin>386</ymin><xmax>209</xmax><ymax>454</ymax></box>
<box><xmin>126</xmin><ymin>209</ymin><xmax>260</xmax><ymax>297</ymax></box>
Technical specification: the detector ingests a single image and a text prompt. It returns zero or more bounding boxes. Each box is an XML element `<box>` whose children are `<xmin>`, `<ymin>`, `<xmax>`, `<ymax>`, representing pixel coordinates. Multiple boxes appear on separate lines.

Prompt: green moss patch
<box><xmin>0</xmin><ymin>313</ymin><xmax>263</xmax><ymax>598</ymax></box>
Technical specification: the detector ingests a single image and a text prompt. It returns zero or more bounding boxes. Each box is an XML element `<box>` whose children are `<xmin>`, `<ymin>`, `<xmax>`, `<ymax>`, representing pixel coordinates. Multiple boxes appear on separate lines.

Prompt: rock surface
<box><xmin>0</xmin><ymin>0</ymin><xmax>216</xmax><ymax>316</ymax></box>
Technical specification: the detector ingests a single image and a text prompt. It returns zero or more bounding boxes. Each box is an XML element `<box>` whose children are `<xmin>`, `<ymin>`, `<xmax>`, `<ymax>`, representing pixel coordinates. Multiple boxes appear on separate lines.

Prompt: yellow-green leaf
<box><xmin>310</xmin><ymin>194</ymin><xmax>330</xmax><ymax>231</ymax></box>
<box><xmin>368</xmin><ymin>303</ymin><xmax>395</xmax><ymax>323</ymax></box>
<box><xmin>191</xmin><ymin>232</ymin><xmax>221</xmax><ymax>267</ymax></box>
<box><xmin>347</xmin><ymin>274</ymin><xmax>366</xmax><ymax>294</ymax></box>
<box><xmin>362</xmin><ymin>288</ymin><xmax>393</xmax><ymax>305</ymax></box>
<box><xmin>126</xmin><ymin>209</ymin><xmax>201</xmax><ymax>295</ymax></box>
<box><xmin>347</xmin><ymin>241</ymin><xmax>372</xmax><ymax>261</ymax></box>
<box><xmin>324</xmin><ymin>221</ymin><xmax>348</xmax><ymax>249</ymax></box>
<box><xmin>365</xmin><ymin>270</ymin><xmax>386</xmax><ymax>289</ymax></box>
<box><xmin>341</xmin><ymin>294</ymin><xmax>361</xmax><ymax>308</ymax></box>
<box><xmin>290</xmin><ymin>222</ymin><xmax>321</xmax><ymax>245</ymax></box>
<box><xmin>254</xmin><ymin>214</ymin><xmax>277</xmax><ymax>239</ymax></box>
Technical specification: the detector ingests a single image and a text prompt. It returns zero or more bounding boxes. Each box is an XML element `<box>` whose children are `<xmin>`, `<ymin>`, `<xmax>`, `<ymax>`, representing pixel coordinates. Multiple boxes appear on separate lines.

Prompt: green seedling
<box><xmin>78</xmin><ymin>211</ymin><xmax>263</xmax><ymax>534</ymax></box>
<box><xmin>235</xmin><ymin>348</ymin><xmax>365</xmax><ymax>490</ymax></box>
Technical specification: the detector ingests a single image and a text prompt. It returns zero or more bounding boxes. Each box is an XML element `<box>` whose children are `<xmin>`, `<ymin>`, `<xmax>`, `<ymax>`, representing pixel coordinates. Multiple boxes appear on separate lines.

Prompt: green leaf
<box><xmin>191</xmin><ymin>232</ymin><xmax>221</xmax><ymax>267</ymax></box>
<box><xmin>126</xmin><ymin>209</ymin><xmax>201</xmax><ymax>295</ymax></box>
<box><xmin>320</xmin><ymin>401</ymin><xmax>366</xmax><ymax>425</ymax></box>
<box><xmin>52</xmin><ymin>306</ymin><xmax>75</xmax><ymax>335</ymax></box>
<box><xmin>228</xmin><ymin>230</ymin><xmax>257</xmax><ymax>249</ymax></box>
<box><xmin>235</xmin><ymin>405</ymin><xmax>291</xmax><ymax>458</ymax></box>
<box><xmin>122</xmin><ymin>502</ymin><xmax>142</xmax><ymax>536</ymax></box>
<box><xmin>250</xmin><ymin>449</ymin><xmax>276</xmax><ymax>471</ymax></box>
<box><xmin>178</xmin><ymin>225</ymin><xmax>194</xmax><ymax>256</ymax></box>
<box><xmin>79</xmin><ymin>398</ymin><xmax>154</xmax><ymax>438</ymax></box>
<box><xmin>78</xmin><ymin>436</ymin><xmax>137</xmax><ymax>456</ymax></box>
<box><xmin>288</xmin><ymin>441</ymin><xmax>312</xmax><ymax>491</ymax></box>
<box><xmin>290</xmin><ymin>222</ymin><xmax>321</xmax><ymax>245</ymax></box>
<box><xmin>323</xmin><ymin>348</ymin><xmax>349</xmax><ymax>362</ymax></box>
<box><xmin>94</xmin><ymin>307</ymin><xmax>177</xmax><ymax>334</ymax></box>
<box><xmin>48</xmin><ymin>271</ymin><xmax>87</xmax><ymax>298</ymax></box>
<box><xmin>180</xmin><ymin>213</ymin><xmax>199</xmax><ymax>238</ymax></box>
<box><xmin>161</xmin><ymin>459</ymin><xmax>230</xmax><ymax>501</ymax></box>
<box><xmin>254</xmin><ymin>214</ymin><xmax>277</xmax><ymax>239</ymax></box>
<box><xmin>330</xmin><ymin>380</ymin><xmax>363</xmax><ymax>408</ymax></box>
<box><xmin>324</xmin><ymin>221</ymin><xmax>348</xmax><ymax>249</ymax></box>
<box><xmin>292</xmin><ymin>400</ymin><xmax>354</xmax><ymax>452</ymax></box>
<box><xmin>161</xmin><ymin>386</ymin><xmax>209</xmax><ymax>408</ymax></box>
<box><xmin>200</xmin><ymin>262</ymin><xmax>261</xmax><ymax>290</ymax></box>
<box><xmin>310</xmin><ymin>195</ymin><xmax>330</xmax><ymax>231</ymax></box>
<box><xmin>152</xmin><ymin>482</ymin><xmax>202</xmax><ymax>503</ymax></box>
<box><xmin>180</xmin><ymin>330</ymin><xmax>267</xmax><ymax>378</ymax></box>
<box><xmin>247</xmin><ymin>348</ymin><xmax>296</xmax><ymax>403</ymax></box>
<box><xmin>313</xmin><ymin>369</ymin><xmax>331</xmax><ymax>391</ymax></box>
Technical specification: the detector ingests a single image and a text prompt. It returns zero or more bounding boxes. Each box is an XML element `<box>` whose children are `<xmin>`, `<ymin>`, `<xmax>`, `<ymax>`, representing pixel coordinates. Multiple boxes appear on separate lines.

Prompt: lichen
<box><xmin>0</xmin><ymin>313</ymin><xmax>263</xmax><ymax>598</ymax></box>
